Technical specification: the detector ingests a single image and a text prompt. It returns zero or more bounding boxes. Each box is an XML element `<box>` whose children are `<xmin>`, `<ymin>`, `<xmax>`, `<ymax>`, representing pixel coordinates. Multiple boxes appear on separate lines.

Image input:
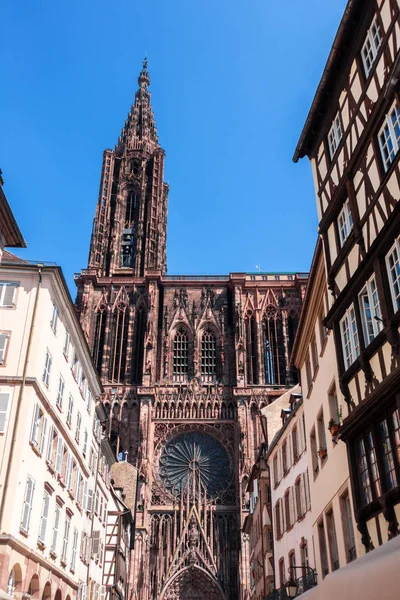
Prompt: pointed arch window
<box><xmin>201</xmin><ymin>328</ymin><xmax>216</xmax><ymax>383</ymax></box>
<box><xmin>173</xmin><ymin>328</ymin><xmax>189</xmax><ymax>382</ymax></box>
<box><xmin>93</xmin><ymin>304</ymin><xmax>107</xmax><ymax>374</ymax></box>
<box><xmin>246</xmin><ymin>313</ymin><xmax>258</xmax><ymax>385</ymax></box>
<box><xmin>263</xmin><ymin>307</ymin><xmax>286</xmax><ymax>385</ymax></box>
<box><xmin>109</xmin><ymin>303</ymin><xmax>129</xmax><ymax>383</ymax></box>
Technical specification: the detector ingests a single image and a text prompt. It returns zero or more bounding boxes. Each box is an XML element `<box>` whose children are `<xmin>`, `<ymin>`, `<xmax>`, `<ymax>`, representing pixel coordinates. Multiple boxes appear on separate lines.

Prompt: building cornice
<box><xmin>0</xmin><ymin>534</ymin><xmax>79</xmax><ymax>589</ymax></box>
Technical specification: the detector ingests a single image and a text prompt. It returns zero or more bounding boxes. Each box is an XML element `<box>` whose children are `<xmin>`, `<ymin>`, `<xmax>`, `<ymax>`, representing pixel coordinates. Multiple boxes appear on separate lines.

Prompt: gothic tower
<box><xmin>88</xmin><ymin>59</ymin><xmax>168</xmax><ymax>278</ymax></box>
<box><xmin>76</xmin><ymin>61</ymin><xmax>307</xmax><ymax>600</ymax></box>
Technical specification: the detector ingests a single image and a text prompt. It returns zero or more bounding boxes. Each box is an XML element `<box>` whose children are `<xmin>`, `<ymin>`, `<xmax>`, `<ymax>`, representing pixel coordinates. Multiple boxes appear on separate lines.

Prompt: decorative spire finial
<box><xmin>138</xmin><ymin>56</ymin><xmax>150</xmax><ymax>89</ymax></box>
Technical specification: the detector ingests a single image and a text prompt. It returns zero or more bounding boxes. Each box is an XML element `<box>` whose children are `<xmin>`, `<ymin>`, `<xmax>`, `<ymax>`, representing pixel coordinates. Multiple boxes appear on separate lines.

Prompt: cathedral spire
<box><xmin>117</xmin><ymin>58</ymin><xmax>158</xmax><ymax>153</ymax></box>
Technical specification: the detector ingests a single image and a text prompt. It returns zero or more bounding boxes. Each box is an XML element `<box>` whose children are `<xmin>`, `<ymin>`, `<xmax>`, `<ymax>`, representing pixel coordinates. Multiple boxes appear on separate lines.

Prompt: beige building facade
<box><xmin>0</xmin><ymin>261</ymin><xmax>111</xmax><ymax>600</ymax></box>
<box><xmin>265</xmin><ymin>396</ymin><xmax>314</xmax><ymax>596</ymax></box>
<box><xmin>291</xmin><ymin>240</ymin><xmax>362</xmax><ymax>583</ymax></box>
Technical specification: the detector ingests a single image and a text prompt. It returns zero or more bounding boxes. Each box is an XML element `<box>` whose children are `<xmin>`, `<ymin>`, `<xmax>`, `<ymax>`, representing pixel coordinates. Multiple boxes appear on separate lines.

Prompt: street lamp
<box><xmin>285</xmin><ymin>565</ymin><xmax>317</xmax><ymax>598</ymax></box>
<box><xmin>285</xmin><ymin>579</ymin><xmax>298</xmax><ymax>598</ymax></box>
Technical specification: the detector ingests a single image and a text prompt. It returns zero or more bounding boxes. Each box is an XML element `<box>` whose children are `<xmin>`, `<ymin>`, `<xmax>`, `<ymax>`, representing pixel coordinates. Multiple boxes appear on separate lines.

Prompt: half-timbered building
<box><xmin>294</xmin><ymin>0</ymin><xmax>400</xmax><ymax>552</ymax></box>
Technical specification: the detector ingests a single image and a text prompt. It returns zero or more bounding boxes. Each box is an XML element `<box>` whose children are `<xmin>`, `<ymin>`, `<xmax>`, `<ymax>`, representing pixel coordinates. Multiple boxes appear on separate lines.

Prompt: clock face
<box><xmin>159</xmin><ymin>432</ymin><xmax>231</xmax><ymax>499</ymax></box>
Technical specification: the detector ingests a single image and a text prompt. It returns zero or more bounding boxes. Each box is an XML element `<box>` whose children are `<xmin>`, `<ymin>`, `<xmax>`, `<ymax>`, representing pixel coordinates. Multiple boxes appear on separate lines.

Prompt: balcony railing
<box><xmin>265</xmin><ymin>572</ymin><xmax>318</xmax><ymax>600</ymax></box>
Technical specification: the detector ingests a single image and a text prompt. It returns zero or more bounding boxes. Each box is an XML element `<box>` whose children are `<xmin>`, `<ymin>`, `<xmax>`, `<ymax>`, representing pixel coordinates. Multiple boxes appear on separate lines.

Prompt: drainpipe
<box><xmin>0</xmin><ymin>267</ymin><xmax>42</xmax><ymax>531</ymax></box>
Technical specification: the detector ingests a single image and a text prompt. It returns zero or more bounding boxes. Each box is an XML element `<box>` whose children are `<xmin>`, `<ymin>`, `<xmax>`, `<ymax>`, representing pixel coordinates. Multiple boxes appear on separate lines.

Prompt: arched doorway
<box><xmin>160</xmin><ymin>565</ymin><xmax>226</xmax><ymax>600</ymax></box>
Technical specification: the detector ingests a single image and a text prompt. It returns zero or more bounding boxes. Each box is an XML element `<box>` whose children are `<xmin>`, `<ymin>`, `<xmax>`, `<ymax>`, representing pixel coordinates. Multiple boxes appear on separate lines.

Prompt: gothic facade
<box><xmin>75</xmin><ymin>60</ymin><xmax>308</xmax><ymax>600</ymax></box>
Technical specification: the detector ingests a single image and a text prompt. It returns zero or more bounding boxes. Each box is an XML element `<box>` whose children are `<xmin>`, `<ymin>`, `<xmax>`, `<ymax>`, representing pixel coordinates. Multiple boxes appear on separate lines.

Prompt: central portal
<box><xmin>160</xmin><ymin>565</ymin><xmax>226</xmax><ymax>600</ymax></box>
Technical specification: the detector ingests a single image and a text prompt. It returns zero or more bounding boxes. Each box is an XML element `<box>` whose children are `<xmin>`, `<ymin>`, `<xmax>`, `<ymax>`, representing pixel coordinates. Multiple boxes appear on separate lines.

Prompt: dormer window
<box><xmin>338</xmin><ymin>200</ymin><xmax>354</xmax><ymax>247</ymax></box>
<box><xmin>361</xmin><ymin>16</ymin><xmax>382</xmax><ymax>77</ymax></box>
<box><xmin>328</xmin><ymin>112</ymin><xmax>343</xmax><ymax>159</ymax></box>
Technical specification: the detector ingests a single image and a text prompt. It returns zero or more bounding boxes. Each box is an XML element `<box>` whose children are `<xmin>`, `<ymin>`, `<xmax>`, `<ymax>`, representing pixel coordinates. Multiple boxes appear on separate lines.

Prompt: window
<box><xmin>0</xmin><ymin>332</ymin><xmax>9</xmax><ymax>365</ymax></box>
<box><xmin>310</xmin><ymin>427</ymin><xmax>318</xmax><ymax>475</ymax></box>
<box><xmin>328</xmin><ymin>112</ymin><xmax>343</xmax><ymax>158</ymax></box>
<box><xmin>311</xmin><ymin>336</ymin><xmax>319</xmax><ymax>375</ymax></box>
<box><xmin>305</xmin><ymin>355</ymin><xmax>312</xmax><ymax>393</ymax></box>
<box><xmin>317</xmin><ymin>411</ymin><xmax>327</xmax><ymax>457</ymax></box>
<box><xmin>292</xmin><ymin>427</ymin><xmax>299</xmax><ymax>462</ymax></box>
<box><xmin>38</xmin><ymin>491</ymin><xmax>50</xmax><ymax>543</ymax></box>
<box><xmin>173</xmin><ymin>328</ymin><xmax>189</xmax><ymax>382</ymax></box>
<box><xmin>340</xmin><ymin>305</ymin><xmax>360</xmax><ymax>369</ymax></box>
<box><xmin>56</xmin><ymin>376</ymin><xmax>65</xmax><ymax>409</ymax></box>
<box><xmin>71</xmin><ymin>528</ymin><xmax>79</xmax><ymax>571</ymax></box>
<box><xmin>361</xmin><ymin>15</ymin><xmax>382</xmax><ymax>76</ymax></box>
<box><xmin>326</xmin><ymin>510</ymin><xmax>339</xmax><ymax>571</ymax></box>
<box><xmin>42</xmin><ymin>351</ymin><xmax>52</xmax><ymax>387</ymax></box>
<box><xmin>379</xmin><ymin>103</ymin><xmax>400</xmax><ymax>171</ymax></box>
<box><xmin>0</xmin><ymin>282</ymin><xmax>18</xmax><ymax>307</ymax></box>
<box><xmin>359</xmin><ymin>274</ymin><xmax>383</xmax><ymax>345</ymax></box>
<box><xmin>340</xmin><ymin>492</ymin><xmax>356</xmax><ymax>562</ymax></box>
<box><xmin>0</xmin><ymin>392</ymin><xmax>11</xmax><ymax>433</ymax></box>
<box><xmin>356</xmin><ymin>432</ymin><xmax>382</xmax><ymax>506</ymax></box>
<box><xmin>67</xmin><ymin>395</ymin><xmax>74</xmax><ymax>427</ymax></box>
<box><xmin>63</xmin><ymin>330</ymin><xmax>70</xmax><ymax>358</ymax></box>
<box><xmin>61</xmin><ymin>516</ymin><xmax>71</xmax><ymax>562</ymax></box>
<box><xmin>83</xmin><ymin>428</ymin><xmax>88</xmax><ymax>456</ymax></box>
<box><xmin>75</xmin><ymin>412</ymin><xmax>82</xmax><ymax>443</ymax></box>
<box><xmin>275</xmin><ymin>501</ymin><xmax>281</xmax><ymax>538</ymax></box>
<box><xmin>273</xmin><ymin>455</ymin><xmax>278</xmax><ymax>486</ymax></box>
<box><xmin>201</xmin><ymin>328</ymin><xmax>216</xmax><ymax>383</ymax></box>
<box><xmin>30</xmin><ymin>404</ymin><xmax>47</xmax><ymax>453</ymax></box>
<box><xmin>51</xmin><ymin>304</ymin><xmax>59</xmax><ymax>334</ymax></box>
<box><xmin>318</xmin><ymin>519</ymin><xmax>329</xmax><ymax>578</ymax></box>
<box><xmin>51</xmin><ymin>504</ymin><xmax>61</xmax><ymax>553</ymax></box>
<box><xmin>55</xmin><ymin>436</ymin><xmax>64</xmax><ymax>473</ymax></box>
<box><xmin>386</xmin><ymin>237</ymin><xmax>400</xmax><ymax>312</ymax></box>
<box><xmin>282</xmin><ymin>441</ymin><xmax>288</xmax><ymax>475</ymax></box>
<box><xmin>21</xmin><ymin>476</ymin><xmax>35</xmax><ymax>532</ymax></box>
<box><xmin>338</xmin><ymin>200</ymin><xmax>354</xmax><ymax>247</ymax></box>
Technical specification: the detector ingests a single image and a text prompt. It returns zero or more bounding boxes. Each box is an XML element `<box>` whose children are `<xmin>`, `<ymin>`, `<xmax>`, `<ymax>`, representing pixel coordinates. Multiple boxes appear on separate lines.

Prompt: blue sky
<box><xmin>1</xmin><ymin>0</ymin><xmax>347</xmax><ymax>293</ymax></box>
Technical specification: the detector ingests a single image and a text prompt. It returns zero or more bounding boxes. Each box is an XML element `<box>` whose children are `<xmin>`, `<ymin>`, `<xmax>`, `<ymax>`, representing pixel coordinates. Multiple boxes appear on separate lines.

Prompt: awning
<box><xmin>300</xmin><ymin>536</ymin><xmax>400</xmax><ymax>600</ymax></box>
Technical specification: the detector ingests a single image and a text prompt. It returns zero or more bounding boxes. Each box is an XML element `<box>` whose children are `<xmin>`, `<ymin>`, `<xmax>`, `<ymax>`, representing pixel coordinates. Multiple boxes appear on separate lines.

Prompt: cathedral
<box><xmin>75</xmin><ymin>60</ymin><xmax>307</xmax><ymax>600</ymax></box>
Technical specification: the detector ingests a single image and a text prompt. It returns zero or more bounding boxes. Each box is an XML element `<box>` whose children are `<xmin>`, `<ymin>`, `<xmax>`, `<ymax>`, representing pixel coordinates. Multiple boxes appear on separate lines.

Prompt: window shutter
<box><xmin>30</xmin><ymin>404</ymin><xmax>40</xmax><ymax>445</ymax></box>
<box><xmin>51</xmin><ymin>505</ymin><xmax>60</xmax><ymax>552</ymax></box>
<box><xmin>305</xmin><ymin>469</ymin><xmax>311</xmax><ymax>510</ymax></box>
<box><xmin>65</xmin><ymin>454</ymin><xmax>72</xmax><ymax>489</ymax></box>
<box><xmin>83</xmin><ymin>480</ymin><xmax>88</xmax><ymax>510</ymax></box>
<box><xmin>289</xmin><ymin>487</ymin><xmax>294</xmax><ymax>526</ymax></box>
<box><xmin>55</xmin><ymin>438</ymin><xmax>63</xmax><ymax>473</ymax></box>
<box><xmin>299</xmin><ymin>476</ymin><xmax>306</xmax><ymax>516</ymax></box>
<box><xmin>21</xmin><ymin>476</ymin><xmax>35</xmax><ymax>531</ymax></box>
<box><xmin>0</xmin><ymin>333</ymin><xmax>8</xmax><ymax>364</ymax></box>
<box><xmin>38</xmin><ymin>492</ymin><xmax>50</xmax><ymax>542</ymax></box>
<box><xmin>87</xmin><ymin>488</ymin><xmax>94</xmax><ymax>513</ymax></box>
<box><xmin>0</xmin><ymin>392</ymin><xmax>10</xmax><ymax>433</ymax></box>
<box><xmin>40</xmin><ymin>417</ymin><xmax>48</xmax><ymax>454</ymax></box>
<box><xmin>1</xmin><ymin>283</ymin><xmax>18</xmax><ymax>307</ymax></box>
<box><xmin>100</xmin><ymin>586</ymin><xmax>106</xmax><ymax>600</ymax></box>
<box><xmin>92</xmin><ymin>530</ymin><xmax>100</xmax><ymax>557</ymax></box>
<box><xmin>280</xmin><ymin>498</ymin><xmax>285</xmax><ymax>533</ymax></box>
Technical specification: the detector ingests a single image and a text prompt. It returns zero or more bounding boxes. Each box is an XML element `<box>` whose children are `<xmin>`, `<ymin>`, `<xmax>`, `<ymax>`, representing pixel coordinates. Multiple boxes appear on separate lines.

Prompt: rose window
<box><xmin>159</xmin><ymin>432</ymin><xmax>230</xmax><ymax>499</ymax></box>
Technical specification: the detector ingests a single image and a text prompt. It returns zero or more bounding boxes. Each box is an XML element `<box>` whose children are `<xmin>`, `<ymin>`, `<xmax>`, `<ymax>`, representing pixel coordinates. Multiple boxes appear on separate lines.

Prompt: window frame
<box><xmin>358</xmin><ymin>274</ymin><xmax>383</xmax><ymax>346</ymax></box>
<box><xmin>43</xmin><ymin>350</ymin><xmax>52</xmax><ymax>388</ymax></box>
<box><xmin>378</xmin><ymin>102</ymin><xmax>400</xmax><ymax>172</ymax></box>
<box><xmin>0</xmin><ymin>281</ymin><xmax>19</xmax><ymax>308</ymax></box>
<box><xmin>21</xmin><ymin>475</ymin><xmax>35</xmax><ymax>533</ymax></box>
<box><xmin>0</xmin><ymin>331</ymin><xmax>10</xmax><ymax>365</ymax></box>
<box><xmin>0</xmin><ymin>392</ymin><xmax>11</xmax><ymax>433</ymax></box>
<box><xmin>340</xmin><ymin>305</ymin><xmax>360</xmax><ymax>370</ymax></box>
<box><xmin>337</xmin><ymin>200</ymin><xmax>354</xmax><ymax>248</ymax></box>
<box><xmin>386</xmin><ymin>236</ymin><xmax>400</xmax><ymax>314</ymax></box>
<box><xmin>361</xmin><ymin>15</ymin><xmax>382</xmax><ymax>77</ymax></box>
<box><xmin>50</xmin><ymin>304</ymin><xmax>59</xmax><ymax>334</ymax></box>
<box><xmin>328</xmin><ymin>112</ymin><xmax>343</xmax><ymax>159</ymax></box>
